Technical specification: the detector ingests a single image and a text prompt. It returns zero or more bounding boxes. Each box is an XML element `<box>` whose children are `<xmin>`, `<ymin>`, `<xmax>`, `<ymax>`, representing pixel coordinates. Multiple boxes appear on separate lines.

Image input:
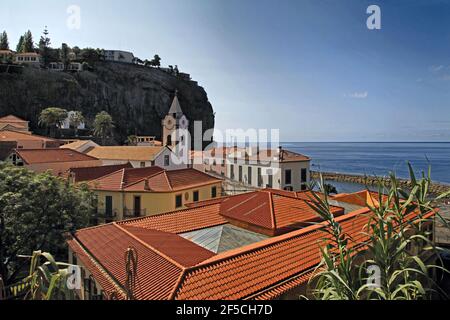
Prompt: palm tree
<box><xmin>69</xmin><ymin>111</ymin><xmax>85</xmax><ymax>137</ymax></box>
<box><xmin>93</xmin><ymin>111</ymin><xmax>114</xmax><ymax>145</ymax></box>
<box><xmin>126</xmin><ymin>135</ymin><xmax>138</xmax><ymax>146</ymax></box>
<box><xmin>38</xmin><ymin>107</ymin><xmax>68</xmax><ymax>138</ymax></box>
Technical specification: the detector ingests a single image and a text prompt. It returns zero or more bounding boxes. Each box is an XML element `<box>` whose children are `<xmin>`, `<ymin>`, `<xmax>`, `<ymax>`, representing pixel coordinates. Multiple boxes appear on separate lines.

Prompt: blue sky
<box><xmin>1</xmin><ymin>0</ymin><xmax>450</xmax><ymax>142</ymax></box>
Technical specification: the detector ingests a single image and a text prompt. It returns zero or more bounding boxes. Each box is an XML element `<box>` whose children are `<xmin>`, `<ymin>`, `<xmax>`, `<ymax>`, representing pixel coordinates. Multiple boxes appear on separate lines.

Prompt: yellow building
<box><xmin>89</xmin><ymin>166</ymin><xmax>223</xmax><ymax>221</ymax></box>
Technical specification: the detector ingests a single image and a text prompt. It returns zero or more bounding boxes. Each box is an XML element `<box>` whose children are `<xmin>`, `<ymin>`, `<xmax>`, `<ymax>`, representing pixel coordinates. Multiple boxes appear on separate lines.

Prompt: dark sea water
<box><xmin>282</xmin><ymin>142</ymin><xmax>450</xmax><ymax>186</ymax></box>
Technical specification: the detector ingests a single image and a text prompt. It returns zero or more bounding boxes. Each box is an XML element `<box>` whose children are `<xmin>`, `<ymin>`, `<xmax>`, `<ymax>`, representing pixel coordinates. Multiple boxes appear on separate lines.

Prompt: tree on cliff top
<box><xmin>93</xmin><ymin>111</ymin><xmax>114</xmax><ymax>145</ymax></box>
<box><xmin>38</xmin><ymin>26</ymin><xmax>51</xmax><ymax>67</ymax></box>
<box><xmin>22</xmin><ymin>30</ymin><xmax>34</xmax><ymax>53</ymax></box>
<box><xmin>151</xmin><ymin>54</ymin><xmax>161</xmax><ymax>67</ymax></box>
<box><xmin>60</xmin><ymin>43</ymin><xmax>70</xmax><ymax>68</ymax></box>
<box><xmin>38</xmin><ymin>107</ymin><xmax>68</xmax><ymax>138</ymax></box>
<box><xmin>0</xmin><ymin>31</ymin><xmax>9</xmax><ymax>50</ymax></box>
<box><xmin>0</xmin><ymin>164</ymin><xmax>94</xmax><ymax>285</ymax></box>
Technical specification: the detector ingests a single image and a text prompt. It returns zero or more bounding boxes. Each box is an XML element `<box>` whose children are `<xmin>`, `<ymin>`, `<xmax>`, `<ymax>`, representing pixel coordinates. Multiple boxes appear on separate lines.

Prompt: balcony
<box><xmin>93</xmin><ymin>209</ymin><xmax>118</xmax><ymax>224</ymax></box>
<box><xmin>123</xmin><ymin>209</ymin><xmax>147</xmax><ymax>219</ymax></box>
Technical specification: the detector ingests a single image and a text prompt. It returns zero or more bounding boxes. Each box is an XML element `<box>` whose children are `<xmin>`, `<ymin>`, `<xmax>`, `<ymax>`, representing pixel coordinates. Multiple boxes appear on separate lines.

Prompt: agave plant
<box><xmin>306</xmin><ymin>163</ymin><xmax>450</xmax><ymax>300</ymax></box>
<box><xmin>22</xmin><ymin>251</ymin><xmax>77</xmax><ymax>300</ymax></box>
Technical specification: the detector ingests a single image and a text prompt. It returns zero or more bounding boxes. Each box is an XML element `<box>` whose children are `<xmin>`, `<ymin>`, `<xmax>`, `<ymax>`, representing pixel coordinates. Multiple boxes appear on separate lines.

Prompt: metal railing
<box><xmin>0</xmin><ymin>278</ymin><xmax>31</xmax><ymax>300</ymax></box>
<box><xmin>123</xmin><ymin>209</ymin><xmax>147</xmax><ymax>218</ymax></box>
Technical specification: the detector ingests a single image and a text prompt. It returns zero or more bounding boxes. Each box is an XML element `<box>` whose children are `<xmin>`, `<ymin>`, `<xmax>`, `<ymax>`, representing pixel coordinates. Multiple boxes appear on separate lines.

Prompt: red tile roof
<box><xmin>0</xmin><ymin>130</ymin><xmax>55</xmax><ymax>142</ymax></box>
<box><xmin>68</xmin><ymin>222</ymin><xmax>215</xmax><ymax>300</ymax></box>
<box><xmin>90</xmin><ymin>167</ymin><xmax>222</xmax><ymax>192</ymax></box>
<box><xmin>89</xmin><ymin>166</ymin><xmax>165</xmax><ymax>191</ymax></box>
<box><xmin>68</xmin><ymin>191</ymin><xmax>436</xmax><ymax>300</ymax></box>
<box><xmin>15</xmin><ymin>148</ymin><xmax>98</xmax><ymax>165</ymax></box>
<box><xmin>0</xmin><ymin>115</ymin><xmax>28</xmax><ymax>128</ymax></box>
<box><xmin>66</xmin><ymin>163</ymin><xmax>133</xmax><ymax>183</ymax></box>
<box><xmin>219</xmin><ymin>190</ymin><xmax>344</xmax><ymax>235</ymax></box>
<box><xmin>120</xmin><ymin>203</ymin><xmax>227</xmax><ymax>234</ymax></box>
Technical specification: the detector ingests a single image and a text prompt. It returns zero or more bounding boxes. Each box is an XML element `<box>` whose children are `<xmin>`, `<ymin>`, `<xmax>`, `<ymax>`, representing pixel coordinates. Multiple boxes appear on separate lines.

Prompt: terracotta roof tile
<box><xmin>120</xmin><ymin>203</ymin><xmax>227</xmax><ymax>234</ymax></box>
<box><xmin>73</xmin><ymin>223</ymin><xmax>185</xmax><ymax>300</ymax></box>
<box><xmin>91</xmin><ymin>167</ymin><xmax>222</xmax><ymax>192</ymax></box>
<box><xmin>15</xmin><ymin>148</ymin><xmax>98</xmax><ymax>164</ymax></box>
<box><xmin>0</xmin><ymin>130</ymin><xmax>55</xmax><ymax>142</ymax></box>
<box><xmin>67</xmin><ymin>163</ymin><xmax>133</xmax><ymax>183</ymax></box>
<box><xmin>70</xmin><ymin>198</ymin><xmax>435</xmax><ymax>300</ymax></box>
<box><xmin>89</xmin><ymin>166</ymin><xmax>165</xmax><ymax>191</ymax></box>
<box><xmin>61</xmin><ymin>140</ymin><xmax>97</xmax><ymax>151</ymax></box>
<box><xmin>219</xmin><ymin>190</ymin><xmax>344</xmax><ymax>234</ymax></box>
<box><xmin>87</xmin><ymin>146</ymin><xmax>165</xmax><ymax>161</ymax></box>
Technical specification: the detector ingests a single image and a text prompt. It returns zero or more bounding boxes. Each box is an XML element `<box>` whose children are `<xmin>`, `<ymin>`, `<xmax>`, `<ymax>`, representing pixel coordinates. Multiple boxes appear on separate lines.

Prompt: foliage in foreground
<box><xmin>306</xmin><ymin>163</ymin><xmax>450</xmax><ymax>300</ymax></box>
<box><xmin>0</xmin><ymin>164</ymin><xmax>95</xmax><ymax>285</ymax></box>
<box><xmin>22</xmin><ymin>251</ymin><xmax>76</xmax><ymax>300</ymax></box>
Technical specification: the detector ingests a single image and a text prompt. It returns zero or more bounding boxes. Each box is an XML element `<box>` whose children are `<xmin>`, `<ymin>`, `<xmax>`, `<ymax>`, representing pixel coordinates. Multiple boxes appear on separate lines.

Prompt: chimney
<box><xmin>144</xmin><ymin>179</ymin><xmax>150</xmax><ymax>191</ymax></box>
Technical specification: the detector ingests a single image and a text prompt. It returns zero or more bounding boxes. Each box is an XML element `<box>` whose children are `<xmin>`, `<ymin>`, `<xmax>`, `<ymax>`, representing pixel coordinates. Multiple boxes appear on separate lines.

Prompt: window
<box><xmin>267</xmin><ymin>171</ymin><xmax>273</xmax><ymax>188</ymax></box>
<box><xmin>285</xmin><ymin>169</ymin><xmax>292</xmax><ymax>185</ymax></box>
<box><xmin>301</xmin><ymin>168</ymin><xmax>307</xmax><ymax>183</ymax></box>
<box><xmin>164</xmin><ymin>155</ymin><xmax>170</xmax><ymax>166</ymax></box>
<box><xmin>151</xmin><ymin>160</ymin><xmax>155</xmax><ymax>166</ymax></box>
<box><xmin>258</xmin><ymin>168</ymin><xmax>263</xmax><ymax>187</ymax></box>
<box><xmin>140</xmin><ymin>162</ymin><xmax>145</xmax><ymax>168</ymax></box>
<box><xmin>301</xmin><ymin>184</ymin><xmax>307</xmax><ymax>191</ymax></box>
<box><xmin>193</xmin><ymin>191</ymin><xmax>199</xmax><ymax>202</ymax></box>
<box><xmin>247</xmin><ymin>167</ymin><xmax>252</xmax><ymax>185</ymax></box>
<box><xmin>175</xmin><ymin>194</ymin><xmax>182</xmax><ymax>208</ymax></box>
<box><xmin>133</xmin><ymin>196</ymin><xmax>141</xmax><ymax>217</ymax></box>
<box><xmin>239</xmin><ymin>166</ymin><xmax>243</xmax><ymax>182</ymax></box>
<box><xmin>211</xmin><ymin>186</ymin><xmax>217</xmax><ymax>198</ymax></box>
<box><xmin>230</xmin><ymin>165</ymin><xmax>235</xmax><ymax>180</ymax></box>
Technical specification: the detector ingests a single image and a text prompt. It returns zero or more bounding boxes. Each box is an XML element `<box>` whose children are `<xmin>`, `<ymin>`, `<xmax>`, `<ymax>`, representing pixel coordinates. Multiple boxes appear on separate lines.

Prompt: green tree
<box><xmin>0</xmin><ymin>164</ymin><xmax>95</xmax><ymax>285</ymax></box>
<box><xmin>16</xmin><ymin>35</ymin><xmax>24</xmax><ymax>52</ymax></box>
<box><xmin>0</xmin><ymin>31</ymin><xmax>9</xmax><ymax>50</ymax></box>
<box><xmin>150</xmin><ymin>54</ymin><xmax>161</xmax><ymax>67</ymax></box>
<box><xmin>22</xmin><ymin>30</ymin><xmax>34</xmax><ymax>53</ymax></box>
<box><xmin>80</xmin><ymin>48</ymin><xmax>100</xmax><ymax>65</ymax></box>
<box><xmin>60</xmin><ymin>43</ymin><xmax>70</xmax><ymax>69</ymax></box>
<box><xmin>38</xmin><ymin>26</ymin><xmax>51</xmax><ymax>67</ymax></box>
<box><xmin>306</xmin><ymin>164</ymin><xmax>450</xmax><ymax>300</ymax></box>
<box><xmin>126</xmin><ymin>135</ymin><xmax>138</xmax><ymax>146</ymax></box>
<box><xmin>72</xmin><ymin>46</ymin><xmax>81</xmax><ymax>60</ymax></box>
<box><xmin>38</xmin><ymin>107</ymin><xmax>68</xmax><ymax>138</ymax></box>
<box><xmin>69</xmin><ymin>111</ymin><xmax>85</xmax><ymax>137</ymax></box>
<box><xmin>93</xmin><ymin>111</ymin><xmax>114</xmax><ymax>145</ymax></box>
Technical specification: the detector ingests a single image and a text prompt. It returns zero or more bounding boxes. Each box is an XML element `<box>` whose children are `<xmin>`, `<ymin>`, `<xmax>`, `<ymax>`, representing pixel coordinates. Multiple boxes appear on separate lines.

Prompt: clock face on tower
<box><xmin>164</xmin><ymin>116</ymin><xmax>175</xmax><ymax>130</ymax></box>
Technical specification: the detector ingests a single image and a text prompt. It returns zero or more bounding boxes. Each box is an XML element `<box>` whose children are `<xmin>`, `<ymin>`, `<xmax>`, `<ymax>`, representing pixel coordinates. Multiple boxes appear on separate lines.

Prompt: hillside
<box><xmin>0</xmin><ymin>62</ymin><xmax>215</xmax><ymax>145</ymax></box>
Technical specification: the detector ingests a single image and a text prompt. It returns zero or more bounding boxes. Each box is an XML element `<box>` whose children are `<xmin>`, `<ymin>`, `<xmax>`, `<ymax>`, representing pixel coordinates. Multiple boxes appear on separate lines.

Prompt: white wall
<box><xmin>227</xmin><ymin>159</ymin><xmax>310</xmax><ymax>191</ymax></box>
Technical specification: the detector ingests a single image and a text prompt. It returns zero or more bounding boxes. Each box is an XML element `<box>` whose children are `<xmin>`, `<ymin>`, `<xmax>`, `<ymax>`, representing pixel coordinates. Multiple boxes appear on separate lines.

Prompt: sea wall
<box><xmin>311</xmin><ymin>171</ymin><xmax>450</xmax><ymax>195</ymax></box>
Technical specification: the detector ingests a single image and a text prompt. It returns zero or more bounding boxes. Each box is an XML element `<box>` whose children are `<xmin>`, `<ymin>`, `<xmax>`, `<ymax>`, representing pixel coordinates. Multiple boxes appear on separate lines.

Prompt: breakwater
<box><xmin>311</xmin><ymin>171</ymin><xmax>450</xmax><ymax>196</ymax></box>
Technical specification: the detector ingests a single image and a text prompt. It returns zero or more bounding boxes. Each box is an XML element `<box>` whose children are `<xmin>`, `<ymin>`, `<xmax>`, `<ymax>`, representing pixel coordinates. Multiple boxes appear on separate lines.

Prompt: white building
<box><xmin>85</xmin><ymin>145</ymin><xmax>187</xmax><ymax>170</ymax></box>
<box><xmin>49</xmin><ymin>62</ymin><xmax>83</xmax><ymax>72</ymax></box>
<box><xmin>14</xmin><ymin>52</ymin><xmax>41</xmax><ymax>67</ymax></box>
<box><xmin>104</xmin><ymin>50</ymin><xmax>135</xmax><ymax>64</ymax></box>
<box><xmin>226</xmin><ymin>146</ymin><xmax>311</xmax><ymax>191</ymax></box>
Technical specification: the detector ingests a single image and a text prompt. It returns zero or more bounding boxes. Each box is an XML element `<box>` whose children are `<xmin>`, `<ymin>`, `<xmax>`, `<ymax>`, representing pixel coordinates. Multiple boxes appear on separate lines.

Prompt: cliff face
<box><xmin>0</xmin><ymin>62</ymin><xmax>215</xmax><ymax>145</ymax></box>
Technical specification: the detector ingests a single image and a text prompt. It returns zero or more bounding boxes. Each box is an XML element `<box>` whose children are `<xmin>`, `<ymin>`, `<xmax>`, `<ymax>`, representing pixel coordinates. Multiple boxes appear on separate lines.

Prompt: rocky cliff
<box><xmin>0</xmin><ymin>62</ymin><xmax>215</xmax><ymax>145</ymax></box>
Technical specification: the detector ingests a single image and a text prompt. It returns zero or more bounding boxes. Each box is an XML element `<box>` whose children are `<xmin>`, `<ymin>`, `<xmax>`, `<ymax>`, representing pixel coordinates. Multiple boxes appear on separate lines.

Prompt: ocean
<box><xmin>282</xmin><ymin>142</ymin><xmax>450</xmax><ymax>189</ymax></box>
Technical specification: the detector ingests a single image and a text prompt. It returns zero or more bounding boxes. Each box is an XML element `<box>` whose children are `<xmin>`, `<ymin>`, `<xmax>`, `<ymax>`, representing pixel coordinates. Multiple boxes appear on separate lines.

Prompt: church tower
<box><xmin>162</xmin><ymin>90</ymin><xmax>189</xmax><ymax>147</ymax></box>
